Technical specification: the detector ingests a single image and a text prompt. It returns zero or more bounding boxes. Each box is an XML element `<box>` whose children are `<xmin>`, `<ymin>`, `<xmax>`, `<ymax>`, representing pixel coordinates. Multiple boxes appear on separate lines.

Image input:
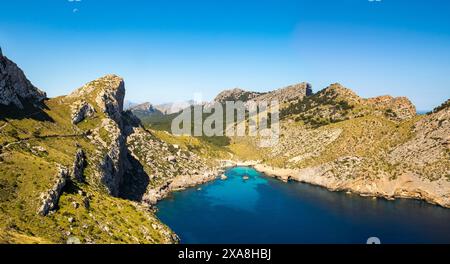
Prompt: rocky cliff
<box><xmin>67</xmin><ymin>75</ymin><xmax>128</xmax><ymax>196</ymax></box>
<box><xmin>0</xmin><ymin>54</ymin><xmax>46</xmax><ymax>109</ymax></box>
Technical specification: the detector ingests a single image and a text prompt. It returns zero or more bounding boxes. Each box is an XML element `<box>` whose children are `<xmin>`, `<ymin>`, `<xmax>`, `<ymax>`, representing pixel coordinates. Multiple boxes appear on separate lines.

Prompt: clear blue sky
<box><xmin>1</xmin><ymin>0</ymin><xmax>449</xmax><ymax>110</ymax></box>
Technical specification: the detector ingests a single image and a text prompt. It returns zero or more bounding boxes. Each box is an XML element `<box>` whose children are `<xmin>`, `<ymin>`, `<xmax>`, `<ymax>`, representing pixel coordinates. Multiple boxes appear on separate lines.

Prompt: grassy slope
<box><xmin>0</xmin><ymin>95</ymin><xmax>174</xmax><ymax>244</ymax></box>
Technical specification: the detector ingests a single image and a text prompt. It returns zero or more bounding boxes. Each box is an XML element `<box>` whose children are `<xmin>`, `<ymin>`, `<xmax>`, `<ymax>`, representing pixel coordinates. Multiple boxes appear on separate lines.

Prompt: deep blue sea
<box><xmin>156</xmin><ymin>167</ymin><xmax>450</xmax><ymax>244</ymax></box>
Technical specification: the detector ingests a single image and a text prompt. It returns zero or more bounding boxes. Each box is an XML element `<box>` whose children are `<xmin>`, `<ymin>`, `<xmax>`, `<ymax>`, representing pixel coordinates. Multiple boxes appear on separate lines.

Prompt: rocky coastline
<box><xmin>201</xmin><ymin>159</ymin><xmax>450</xmax><ymax>209</ymax></box>
<box><xmin>143</xmin><ymin>168</ymin><xmax>222</xmax><ymax>205</ymax></box>
<box><xmin>252</xmin><ymin>163</ymin><xmax>450</xmax><ymax>209</ymax></box>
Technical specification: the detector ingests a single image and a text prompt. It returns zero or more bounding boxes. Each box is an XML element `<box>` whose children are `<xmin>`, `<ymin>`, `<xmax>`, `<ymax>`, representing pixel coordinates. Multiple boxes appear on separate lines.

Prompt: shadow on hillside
<box><xmin>0</xmin><ymin>100</ymin><xmax>54</xmax><ymax>122</ymax></box>
<box><xmin>119</xmin><ymin>111</ymin><xmax>150</xmax><ymax>201</ymax></box>
<box><xmin>119</xmin><ymin>152</ymin><xmax>150</xmax><ymax>201</ymax></box>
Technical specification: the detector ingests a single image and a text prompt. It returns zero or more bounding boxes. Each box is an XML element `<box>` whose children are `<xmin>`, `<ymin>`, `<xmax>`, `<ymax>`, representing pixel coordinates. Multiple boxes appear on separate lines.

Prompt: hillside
<box><xmin>137</xmin><ymin>81</ymin><xmax>449</xmax><ymax>207</ymax></box>
<box><xmin>0</xmin><ymin>55</ymin><xmax>224</xmax><ymax>243</ymax></box>
<box><xmin>230</xmin><ymin>84</ymin><xmax>449</xmax><ymax>207</ymax></box>
<box><xmin>281</xmin><ymin>83</ymin><xmax>416</xmax><ymax>127</ymax></box>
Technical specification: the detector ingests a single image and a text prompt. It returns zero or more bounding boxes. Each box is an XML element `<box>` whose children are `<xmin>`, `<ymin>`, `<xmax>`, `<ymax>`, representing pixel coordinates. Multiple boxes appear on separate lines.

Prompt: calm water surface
<box><xmin>156</xmin><ymin>167</ymin><xmax>450</xmax><ymax>244</ymax></box>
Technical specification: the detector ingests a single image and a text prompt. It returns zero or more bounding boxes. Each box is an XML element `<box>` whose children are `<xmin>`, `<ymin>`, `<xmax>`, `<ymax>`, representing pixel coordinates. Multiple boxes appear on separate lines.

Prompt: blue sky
<box><xmin>1</xmin><ymin>0</ymin><xmax>449</xmax><ymax>110</ymax></box>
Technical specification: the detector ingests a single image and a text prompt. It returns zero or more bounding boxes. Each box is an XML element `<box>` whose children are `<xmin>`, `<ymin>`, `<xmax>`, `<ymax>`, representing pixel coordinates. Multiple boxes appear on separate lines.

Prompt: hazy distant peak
<box><xmin>129</xmin><ymin>102</ymin><xmax>156</xmax><ymax>112</ymax></box>
<box><xmin>155</xmin><ymin>100</ymin><xmax>200</xmax><ymax>114</ymax></box>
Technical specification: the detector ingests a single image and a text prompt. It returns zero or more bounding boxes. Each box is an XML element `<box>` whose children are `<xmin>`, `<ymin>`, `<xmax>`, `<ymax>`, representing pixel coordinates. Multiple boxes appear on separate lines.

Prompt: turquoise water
<box><xmin>156</xmin><ymin>167</ymin><xmax>450</xmax><ymax>244</ymax></box>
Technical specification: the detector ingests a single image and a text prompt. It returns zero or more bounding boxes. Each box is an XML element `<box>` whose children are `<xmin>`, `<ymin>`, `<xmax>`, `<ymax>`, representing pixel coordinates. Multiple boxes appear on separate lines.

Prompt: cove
<box><xmin>156</xmin><ymin>167</ymin><xmax>450</xmax><ymax>244</ymax></box>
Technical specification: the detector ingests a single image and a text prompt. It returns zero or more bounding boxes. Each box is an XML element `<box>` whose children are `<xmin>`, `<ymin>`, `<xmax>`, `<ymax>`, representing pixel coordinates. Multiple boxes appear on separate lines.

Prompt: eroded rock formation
<box><xmin>0</xmin><ymin>55</ymin><xmax>46</xmax><ymax>109</ymax></box>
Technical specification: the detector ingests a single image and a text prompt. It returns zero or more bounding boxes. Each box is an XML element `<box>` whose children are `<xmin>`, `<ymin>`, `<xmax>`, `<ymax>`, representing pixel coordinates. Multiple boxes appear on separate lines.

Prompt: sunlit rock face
<box><xmin>0</xmin><ymin>54</ymin><xmax>47</xmax><ymax>109</ymax></box>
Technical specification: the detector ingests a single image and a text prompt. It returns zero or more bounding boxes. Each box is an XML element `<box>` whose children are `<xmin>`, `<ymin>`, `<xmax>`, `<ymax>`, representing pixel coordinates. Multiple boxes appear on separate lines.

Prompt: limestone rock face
<box><xmin>71</xmin><ymin>101</ymin><xmax>96</xmax><ymax>124</ymax></box>
<box><xmin>69</xmin><ymin>74</ymin><xmax>125</xmax><ymax>124</ymax></box>
<box><xmin>214</xmin><ymin>83</ymin><xmax>312</xmax><ymax>105</ymax></box>
<box><xmin>252</xmin><ymin>82</ymin><xmax>312</xmax><ymax>104</ymax></box>
<box><xmin>366</xmin><ymin>95</ymin><xmax>416</xmax><ymax>121</ymax></box>
<box><xmin>0</xmin><ymin>55</ymin><xmax>46</xmax><ymax>108</ymax></box>
<box><xmin>72</xmin><ymin>149</ymin><xmax>87</xmax><ymax>182</ymax></box>
<box><xmin>98</xmin><ymin>123</ymin><xmax>127</xmax><ymax>196</ymax></box>
<box><xmin>95</xmin><ymin>75</ymin><xmax>125</xmax><ymax>125</ymax></box>
<box><xmin>214</xmin><ymin>88</ymin><xmax>264</xmax><ymax>103</ymax></box>
<box><xmin>96</xmin><ymin>81</ymin><xmax>127</xmax><ymax>196</ymax></box>
<box><xmin>38</xmin><ymin>166</ymin><xmax>70</xmax><ymax>216</ymax></box>
<box><xmin>69</xmin><ymin>75</ymin><xmax>127</xmax><ymax>196</ymax></box>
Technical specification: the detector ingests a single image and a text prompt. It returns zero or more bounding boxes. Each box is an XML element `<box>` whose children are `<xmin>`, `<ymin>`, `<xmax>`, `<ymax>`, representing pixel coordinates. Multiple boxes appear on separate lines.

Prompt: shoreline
<box><xmin>147</xmin><ymin>159</ymin><xmax>450</xmax><ymax>210</ymax></box>
<box><xmin>252</xmin><ymin>163</ymin><xmax>450</xmax><ymax>209</ymax></box>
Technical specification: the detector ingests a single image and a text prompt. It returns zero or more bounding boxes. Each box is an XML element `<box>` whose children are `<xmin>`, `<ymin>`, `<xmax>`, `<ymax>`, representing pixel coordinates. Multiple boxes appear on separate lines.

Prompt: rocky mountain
<box><xmin>155</xmin><ymin>100</ymin><xmax>198</xmax><ymax>115</ymax></box>
<box><xmin>214</xmin><ymin>88</ymin><xmax>264</xmax><ymax>104</ymax></box>
<box><xmin>123</xmin><ymin>100</ymin><xmax>138</xmax><ymax>110</ymax></box>
<box><xmin>250</xmin><ymin>82</ymin><xmax>312</xmax><ymax>104</ymax></box>
<box><xmin>281</xmin><ymin>83</ymin><xmax>416</xmax><ymax>127</ymax></box>
<box><xmin>213</xmin><ymin>83</ymin><xmax>312</xmax><ymax>105</ymax></box>
<box><xmin>230</xmin><ymin>83</ymin><xmax>448</xmax><ymax>208</ymax></box>
<box><xmin>0</xmin><ymin>54</ymin><xmax>46</xmax><ymax>109</ymax></box>
<box><xmin>129</xmin><ymin>102</ymin><xmax>164</xmax><ymax>118</ymax></box>
<box><xmin>128</xmin><ymin>100</ymin><xmax>200</xmax><ymax>123</ymax></box>
<box><xmin>0</xmin><ymin>55</ymin><xmax>224</xmax><ymax>244</ymax></box>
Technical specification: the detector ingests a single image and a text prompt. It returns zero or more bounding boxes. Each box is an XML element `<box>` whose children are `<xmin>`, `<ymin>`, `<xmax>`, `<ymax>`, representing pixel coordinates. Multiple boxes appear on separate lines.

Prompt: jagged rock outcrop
<box><xmin>129</xmin><ymin>102</ymin><xmax>164</xmax><ymax>118</ymax></box>
<box><xmin>72</xmin><ymin>149</ymin><xmax>87</xmax><ymax>182</ymax></box>
<box><xmin>70</xmin><ymin>75</ymin><xmax>128</xmax><ymax>196</ymax></box>
<box><xmin>281</xmin><ymin>83</ymin><xmax>416</xmax><ymax>126</ymax></box>
<box><xmin>366</xmin><ymin>95</ymin><xmax>416</xmax><ymax>121</ymax></box>
<box><xmin>69</xmin><ymin>74</ymin><xmax>125</xmax><ymax>123</ymax></box>
<box><xmin>251</xmin><ymin>82</ymin><xmax>312</xmax><ymax>104</ymax></box>
<box><xmin>213</xmin><ymin>83</ymin><xmax>313</xmax><ymax>105</ymax></box>
<box><xmin>214</xmin><ymin>88</ymin><xmax>264</xmax><ymax>103</ymax></box>
<box><xmin>95</xmin><ymin>76</ymin><xmax>125</xmax><ymax>125</ymax></box>
<box><xmin>38</xmin><ymin>166</ymin><xmax>70</xmax><ymax>216</ymax></box>
<box><xmin>71</xmin><ymin>101</ymin><xmax>96</xmax><ymax>124</ymax></box>
<box><xmin>0</xmin><ymin>55</ymin><xmax>46</xmax><ymax>108</ymax></box>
